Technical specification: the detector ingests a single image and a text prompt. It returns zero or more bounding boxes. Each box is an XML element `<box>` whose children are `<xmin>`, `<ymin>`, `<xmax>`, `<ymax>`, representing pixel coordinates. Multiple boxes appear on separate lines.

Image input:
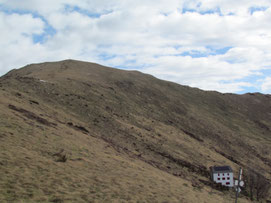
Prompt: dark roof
<box><xmin>211</xmin><ymin>166</ymin><xmax>233</xmax><ymax>173</ymax></box>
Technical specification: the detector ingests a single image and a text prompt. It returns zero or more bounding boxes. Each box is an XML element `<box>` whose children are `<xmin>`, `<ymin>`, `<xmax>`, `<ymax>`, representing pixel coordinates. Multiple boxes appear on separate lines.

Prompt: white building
<box><xmin>210</xmin><ymin>166</ymin><xmax>234</xmax><ymax>187</ymax></box>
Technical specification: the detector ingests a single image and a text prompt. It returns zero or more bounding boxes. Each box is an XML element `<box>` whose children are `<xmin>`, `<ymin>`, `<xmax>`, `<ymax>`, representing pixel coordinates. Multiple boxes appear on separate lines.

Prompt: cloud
<box><xmin>261</xmin><ymin>77</ymin><xmax>271</xmax><ymax>93</ymax></box>
<box><xmin>183</xmin><ymin>0</ymin><xmax>271</xmax><ymax>15</ymax></box>
<box><xmin>0</xmin><ymin>0</ymin><xmax>271</xmax><ymax>93</ymax></box>
<box><xmin>0</xmin><ymin>11</ymin><xmax>46</xmax><ymax>75</ymax></box>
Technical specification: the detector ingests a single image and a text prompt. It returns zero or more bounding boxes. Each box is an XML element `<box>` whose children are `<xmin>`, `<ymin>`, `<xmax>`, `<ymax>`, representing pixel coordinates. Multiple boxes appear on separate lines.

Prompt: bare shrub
<box><xmin>244</xmin><ymin>169</ymin><xmax>271</xmax><ymax>201</ymax></box>
<box><xmin>53</xmin><ymin>149</ymin><xmax>68</xmax><ymax>162</ymax></box>
<box><xmin>56</xmin><ymin>154</ymin><xmax>68</xmax><ymax>162</ymax></box>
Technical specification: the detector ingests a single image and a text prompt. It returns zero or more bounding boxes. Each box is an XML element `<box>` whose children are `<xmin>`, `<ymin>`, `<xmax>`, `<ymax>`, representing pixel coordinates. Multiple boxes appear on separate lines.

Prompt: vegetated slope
<box><xmin>0</xmin><ymin>59</ymin><xmax>270</xmax><ymax>202</ymax></box>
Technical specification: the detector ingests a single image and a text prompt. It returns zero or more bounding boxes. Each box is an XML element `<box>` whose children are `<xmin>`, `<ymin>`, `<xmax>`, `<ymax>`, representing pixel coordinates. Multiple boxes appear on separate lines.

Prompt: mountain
<box><xmin>0</xmin><ymin>59</ymin><xmax>270</xmax><ymax>202</ymax></box>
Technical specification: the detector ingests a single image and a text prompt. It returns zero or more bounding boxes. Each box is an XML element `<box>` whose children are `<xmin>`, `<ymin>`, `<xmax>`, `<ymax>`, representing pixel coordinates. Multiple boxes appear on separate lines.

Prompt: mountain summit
<box><xmin>0</xmin><ymin>60</ymin><xmax>270</xmax><ymax>202</ymax></box>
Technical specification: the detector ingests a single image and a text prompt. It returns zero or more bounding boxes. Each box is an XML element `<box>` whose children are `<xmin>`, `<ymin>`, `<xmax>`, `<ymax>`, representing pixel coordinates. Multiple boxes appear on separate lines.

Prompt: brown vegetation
<box><xmin>244</xmin><ymin>169</ymin><xmax>271</xmax><ymax>201</ymax></box>
<box><xmin>0</xmin><ymin>59</ymin><xmax>270</xmax><ymax>202</ymax></box>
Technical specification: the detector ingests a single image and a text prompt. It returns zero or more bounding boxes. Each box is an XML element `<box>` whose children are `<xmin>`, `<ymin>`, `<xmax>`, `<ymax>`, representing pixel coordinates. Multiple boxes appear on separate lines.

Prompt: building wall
<box><xmin>213</xmin><ymin>172</ymin><xmax>233</xmax><ymax>187</ymax></box>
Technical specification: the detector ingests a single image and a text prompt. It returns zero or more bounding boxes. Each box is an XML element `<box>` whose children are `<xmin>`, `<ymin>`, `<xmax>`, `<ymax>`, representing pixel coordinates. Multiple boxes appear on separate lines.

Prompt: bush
<box><xmin>56</xmin><ymin>154</ymin><xmax>68</xmax><ymax>162</ymax></box>
<box><xmin>244</xmin><ymin>169</ymin><xmax>271</xmax><ymax>201</ymax></box>
<box><xmin>52</xmin><ymin>149</ymin><xmax>68</xmax><ymax>162</ymax></box>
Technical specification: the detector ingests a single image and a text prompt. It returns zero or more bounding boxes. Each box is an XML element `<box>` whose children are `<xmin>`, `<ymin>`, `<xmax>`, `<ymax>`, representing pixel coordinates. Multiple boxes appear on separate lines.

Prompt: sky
<box><xmin>1</xmin><ymin>0</ymin><xmax>271</xmax><ymax>94</ymax></box>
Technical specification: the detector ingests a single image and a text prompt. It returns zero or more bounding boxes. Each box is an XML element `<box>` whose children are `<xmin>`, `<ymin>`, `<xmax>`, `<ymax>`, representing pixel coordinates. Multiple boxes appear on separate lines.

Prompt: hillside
<box><xmin>0</xmin><ymin>59</ymin><xmax>270</xmax><ymax>202</ymax></box>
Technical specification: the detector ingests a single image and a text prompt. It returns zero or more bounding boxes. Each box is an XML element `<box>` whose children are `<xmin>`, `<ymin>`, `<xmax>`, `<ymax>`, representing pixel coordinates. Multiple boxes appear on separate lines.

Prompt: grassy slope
<box><xmin>0</xmin><ymin>59</ymin><xmax>270</xmax><ymax>202</ymax></box>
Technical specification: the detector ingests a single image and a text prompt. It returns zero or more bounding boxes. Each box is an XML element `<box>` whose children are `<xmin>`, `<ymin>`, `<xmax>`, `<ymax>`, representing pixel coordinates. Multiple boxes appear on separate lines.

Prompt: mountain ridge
<box><xmin>0</xmin><ymin>59</ymin><xmax>270</xmax><ymax>202</ymax></box>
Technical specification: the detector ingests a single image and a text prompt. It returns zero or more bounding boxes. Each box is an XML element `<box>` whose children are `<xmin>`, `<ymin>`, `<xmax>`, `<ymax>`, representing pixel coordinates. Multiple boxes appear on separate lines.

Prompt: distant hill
<box><xmin>0</xmin><ymin>59</ymin><xmax>270</xmax><ymax>202</ymax></box>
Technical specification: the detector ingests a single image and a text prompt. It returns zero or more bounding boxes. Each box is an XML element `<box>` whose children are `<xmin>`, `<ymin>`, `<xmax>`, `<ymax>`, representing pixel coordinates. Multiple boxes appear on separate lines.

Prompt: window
<box><xmin>217</xmin><ymin>178</ymin><xmax>220</xmax><ymax>180</ymax></box>
<box><xmin>218</xmin><ymin>173</ymin><xmax>220</xmax><ymax>176</ymax></box>
<box><xmin>226</xmin><ymin>182</ymin><xmax>230</xmax><ymax>185</ymax></box>
<box><xmin>222</xmin><ymin>177</ymin><xmax>225</xmax><ymax>180</ymax></box>
<box><xmin>227</xmin><ymin>177</ymin><xmax>230</xmax><ymax>180</ymax></box>
<box><xmin>227</xmin><ymin>173</ymin><xmax>229</xmax><ymax>176</ymax></box>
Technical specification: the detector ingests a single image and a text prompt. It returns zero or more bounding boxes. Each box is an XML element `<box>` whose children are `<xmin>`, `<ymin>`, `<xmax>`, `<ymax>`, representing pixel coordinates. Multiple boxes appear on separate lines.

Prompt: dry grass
<box><xmin>0</xmin><ymin>60</ymin><xmax>270</xmax><ymax>202</ymax></box>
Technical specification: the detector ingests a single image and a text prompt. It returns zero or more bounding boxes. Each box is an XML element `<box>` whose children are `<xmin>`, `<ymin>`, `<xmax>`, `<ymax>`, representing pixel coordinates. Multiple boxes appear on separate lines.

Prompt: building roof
<box><xmin>211</xmin><ymin>166</ymin><xmax>233</xmax><ymax>173</ymax></box>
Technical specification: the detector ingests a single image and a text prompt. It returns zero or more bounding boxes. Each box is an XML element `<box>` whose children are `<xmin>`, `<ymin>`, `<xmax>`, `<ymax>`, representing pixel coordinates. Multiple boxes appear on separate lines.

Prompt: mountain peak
<box><xmin>0</xmin><ymin>60</ymin><xmax>270</xmax><ymax>202</ymax></box>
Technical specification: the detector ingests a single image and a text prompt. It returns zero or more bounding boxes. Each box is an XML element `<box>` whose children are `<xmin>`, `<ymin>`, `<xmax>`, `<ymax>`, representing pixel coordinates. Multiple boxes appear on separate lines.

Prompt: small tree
<box><xmin>244</xmin><ymin>169</ymin><xmax>270</xmax><ymax>201</ymax></box>
<box><xmin>254</xmin><ymin>173</ymin><xmax>270</xmax><ymax>201</ymax></box>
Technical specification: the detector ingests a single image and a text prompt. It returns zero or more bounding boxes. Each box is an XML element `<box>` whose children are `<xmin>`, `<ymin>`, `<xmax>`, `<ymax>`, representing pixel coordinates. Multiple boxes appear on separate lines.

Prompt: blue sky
<box><xmin>0</xmin><ymin>0</ymin><xmax>271</xmax><ymax>94</ymax></box>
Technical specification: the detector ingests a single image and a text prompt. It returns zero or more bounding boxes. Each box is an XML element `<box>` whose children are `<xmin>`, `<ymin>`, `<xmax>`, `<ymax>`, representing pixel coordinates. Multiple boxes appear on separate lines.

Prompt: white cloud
<box><xmin>0</xmin><ymin>0</ymin><xmax>271</xmax><ymax>93</ymax></box>
<box><xmin>261</xmin><ymin>77</ymin><xmax>271</xmax><ymax>93</ymax></box>
<box><xmin>0</xmin><ymin>12</ymin><xmax>44</xmax><ymax>41</ymax></box>
<box><xmin>0</xmin><ymin>12</ymin><xmax>46</xmax><ymax>75</ymax></box>
<box><xmin>184</xmin><ymin>0</ymin><xmax>271</xmax><ymax>15</ymax></box>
